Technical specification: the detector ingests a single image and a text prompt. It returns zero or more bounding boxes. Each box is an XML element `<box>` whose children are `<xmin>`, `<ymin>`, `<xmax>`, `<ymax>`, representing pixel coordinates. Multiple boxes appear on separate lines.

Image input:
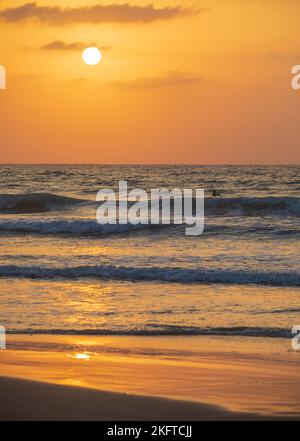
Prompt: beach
<box><xmin>1</xmin><ymin>0</ymin><xmax>300</xmax><ymax>423</ymax></box>
<box><xmin>0</xmin><ymin>334</ymin><xmax>299</xmax><ymax>420</ymax></box>
<box><xmin>1</xmin><ymin>376</ymin><xmax>296</xmax><ymax>422</ymax></box>
<box><xmin>0</xmin><ymin>165</ymin><xmax>299</xmax><ymax>421</ymax></box>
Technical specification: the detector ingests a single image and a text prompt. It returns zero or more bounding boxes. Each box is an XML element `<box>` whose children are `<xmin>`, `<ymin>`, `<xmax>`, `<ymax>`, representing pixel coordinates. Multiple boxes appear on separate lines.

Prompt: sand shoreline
<box><xmin>0</xmin><ymin>376</ymin><xmax>297</xmax><ymax>421</ymax></box>
<box><xmin>0</xmin><ymin>335</ymin><xmax>299</xmax><ymax>421</ymax></box>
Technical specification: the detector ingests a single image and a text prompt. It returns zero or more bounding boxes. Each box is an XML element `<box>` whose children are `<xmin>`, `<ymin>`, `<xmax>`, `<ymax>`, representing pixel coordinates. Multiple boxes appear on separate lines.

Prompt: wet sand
<box><xmin>0</xmin><ymin>376</ymin><xmax>277</xmax><ymax>421</ymax></box>
<box><xmin>0</xmin><ymin>335</ymin><xmax>299</xmax><ymax>421</ymax></box>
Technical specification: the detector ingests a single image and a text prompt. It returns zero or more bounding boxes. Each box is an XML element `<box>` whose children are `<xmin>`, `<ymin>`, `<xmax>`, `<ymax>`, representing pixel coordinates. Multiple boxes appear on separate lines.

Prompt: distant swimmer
<box><xmin>212</xmin><ymin>189</ymin><xmax>221</xmax><ymax>197</ymax></box>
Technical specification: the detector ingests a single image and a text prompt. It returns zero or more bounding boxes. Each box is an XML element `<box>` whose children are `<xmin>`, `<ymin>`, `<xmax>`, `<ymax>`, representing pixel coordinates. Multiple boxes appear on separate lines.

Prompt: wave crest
<box><xmin>0</xmin><ymin>193</ymin><xmax>299</xmax><ymax>216</ymax></box>
<box><xmin>6</xmin><ymin>326</ymin><xmax>293</xmax><ymax>338</ymax></box>
<box><xmin>0</xmin><ymin>193</ymin><xmax>86</xmax><ymax>214</ymax></box>
<box><xmin>205</xmin><ymin>196</ymin><xmax>300</xmax><ymax>216</ymax></box>
<box><xmin>0</xmin><ymin>219</ymin><xmax>165</xmax><ymax>236</ymax></box>
<box><xmin>0</xmin><ymin>264</ymin><xmax>298</xmax><ymax>286</ymax></box>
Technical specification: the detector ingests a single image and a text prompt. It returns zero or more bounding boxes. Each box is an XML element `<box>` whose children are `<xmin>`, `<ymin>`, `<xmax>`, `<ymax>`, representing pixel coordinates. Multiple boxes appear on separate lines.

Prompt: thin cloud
<box><xmin>40</xmin><ymin>40</ymin><xmax>110</xmax><ymax>52</ymax></box>
<box><xmin>68</xmin><ymin>78</ymin><xmax>91</xmax><ymax>85</ymax></box>
<box><xmin>0</xmin><ymin>2</ymin><xmax>201</xmax><ymax>25</ymax></box>
<box><xmin>16</xmin><ymin>73</ymin><xmax>44</xmax><ymax>80</ymax></box>
<box><xmin>41</xmin><ymin>41</ymin><xmax>91</xmax><ymax>51</ymax></box>
<box><xmin>264</xmin><ymin>51</ymin><xmax>299</xmax><ymax>61</ymax></box>
<box><xmin>113</xmin><ymin>71</ymin><xmax>203</xmax><ymax>90</ymax></box>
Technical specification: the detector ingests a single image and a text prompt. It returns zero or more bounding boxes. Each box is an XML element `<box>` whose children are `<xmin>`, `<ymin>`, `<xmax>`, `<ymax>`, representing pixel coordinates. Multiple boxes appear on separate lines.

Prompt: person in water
<box><xmin>212</xmin><ymin>189</ymin><xmax>221</xmax><ymax>197</ymax></box>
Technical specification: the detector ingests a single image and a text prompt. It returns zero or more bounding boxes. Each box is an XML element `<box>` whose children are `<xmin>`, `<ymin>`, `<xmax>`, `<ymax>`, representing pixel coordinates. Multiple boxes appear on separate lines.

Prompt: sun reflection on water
<box><xmin>67</xmin><ymin>352</ymin><xmax>92</xmax><ymax>361</ymax></box>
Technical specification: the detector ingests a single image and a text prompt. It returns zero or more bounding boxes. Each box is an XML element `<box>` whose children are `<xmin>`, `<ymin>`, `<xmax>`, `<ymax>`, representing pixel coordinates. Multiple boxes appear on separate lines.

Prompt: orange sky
<box><xmin>0</xmin><ymin>0</ymin><xmax>299</xmax><ymax>164</ymax></box>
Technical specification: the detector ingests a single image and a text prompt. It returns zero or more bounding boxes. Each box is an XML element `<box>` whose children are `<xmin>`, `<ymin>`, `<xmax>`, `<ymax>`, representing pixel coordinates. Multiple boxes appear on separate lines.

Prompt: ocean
<box><xmin>0</xmin><ymin>165</ymin><xmax>299</xmax><ymax>339</ymax></box>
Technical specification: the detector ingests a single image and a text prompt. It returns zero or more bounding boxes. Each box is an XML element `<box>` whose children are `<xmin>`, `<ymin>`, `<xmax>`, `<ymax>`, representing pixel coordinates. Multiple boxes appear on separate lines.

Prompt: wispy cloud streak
<box><xmin>113</xmin><ymin>71</ymin><xmax>203</xmax><ymax>90</ymax></box>
<box><xmin>0</xmin><ymin>2</ymin><xmax>200</xmax><ymax>25</ymax></box>
<box><xmin>39</xmin><ymin>40</ymin><xmax>110</xmax><ymax>52</ymax></box>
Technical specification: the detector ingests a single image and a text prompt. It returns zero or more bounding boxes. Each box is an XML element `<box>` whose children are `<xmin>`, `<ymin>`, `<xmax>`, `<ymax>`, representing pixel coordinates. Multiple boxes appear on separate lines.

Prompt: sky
<box><xmin>0</xmin><ymin>0</ymin><xmax>299</xmax><ymax>164</ymax></box>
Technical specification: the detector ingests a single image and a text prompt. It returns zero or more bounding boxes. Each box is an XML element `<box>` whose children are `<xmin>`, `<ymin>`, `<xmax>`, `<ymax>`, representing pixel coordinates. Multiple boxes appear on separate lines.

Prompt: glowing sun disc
<box><xmin>82</xmin><ymin>47</ymin><xmax>102</xmax><ymax>66</ymax></box>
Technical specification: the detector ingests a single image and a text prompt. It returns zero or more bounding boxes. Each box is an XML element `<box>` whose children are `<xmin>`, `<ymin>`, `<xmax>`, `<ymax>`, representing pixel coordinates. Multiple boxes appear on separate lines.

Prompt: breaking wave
<box><xmin>0</xmin><ymin>219</ymin><xmax>167</xmax><ymax>236</ymax></box>
<box><xmin>6</xmin><ymin>326</ymin><xmax>293</xmax><ymax>339</ymax></box>
<box><xmin>205</xmin><ymin>196</ymin><xmax>300</xmax><ymax>217</ymax></box>
<box><xmin>0</xmin><ymin>264</ymin><xmax>299</xmax><ymax>286</ymax></box>
<box><xmin>0</xmin><ymin>193</ymin><xmax>86</xmax><ymax>214</ymax></box>
<box><xmin>0</xmin><ymin>219</ymin><xmax>298</xmax><ymax>237</ymax></box>
<box><xmin>0</xmin><ymin>193</ymin><xmax>299</xmax><ymax>216</ymax></box>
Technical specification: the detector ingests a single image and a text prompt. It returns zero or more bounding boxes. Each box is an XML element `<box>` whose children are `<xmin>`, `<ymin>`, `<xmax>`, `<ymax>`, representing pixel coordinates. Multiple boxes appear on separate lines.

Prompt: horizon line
<box><xmin>0</xmin><ymin>163</ymin><xmax>299</xmax><ymax>167</ymax></box>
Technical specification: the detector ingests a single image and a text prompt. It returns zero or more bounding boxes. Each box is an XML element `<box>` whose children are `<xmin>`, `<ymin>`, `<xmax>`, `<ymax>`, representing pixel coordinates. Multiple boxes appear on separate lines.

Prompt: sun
<box><xmin>82</xmin><ymin>47</ymin><xmax>102</xmax><ymax>66</ymax></box>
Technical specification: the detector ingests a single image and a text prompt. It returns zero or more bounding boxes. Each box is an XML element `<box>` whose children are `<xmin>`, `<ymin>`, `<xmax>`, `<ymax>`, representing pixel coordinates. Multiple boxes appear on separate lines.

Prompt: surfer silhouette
<box><xmin>212</xmin><ymin>189</ymin><xmax>222</xmax><ymax>197</ymax></box>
